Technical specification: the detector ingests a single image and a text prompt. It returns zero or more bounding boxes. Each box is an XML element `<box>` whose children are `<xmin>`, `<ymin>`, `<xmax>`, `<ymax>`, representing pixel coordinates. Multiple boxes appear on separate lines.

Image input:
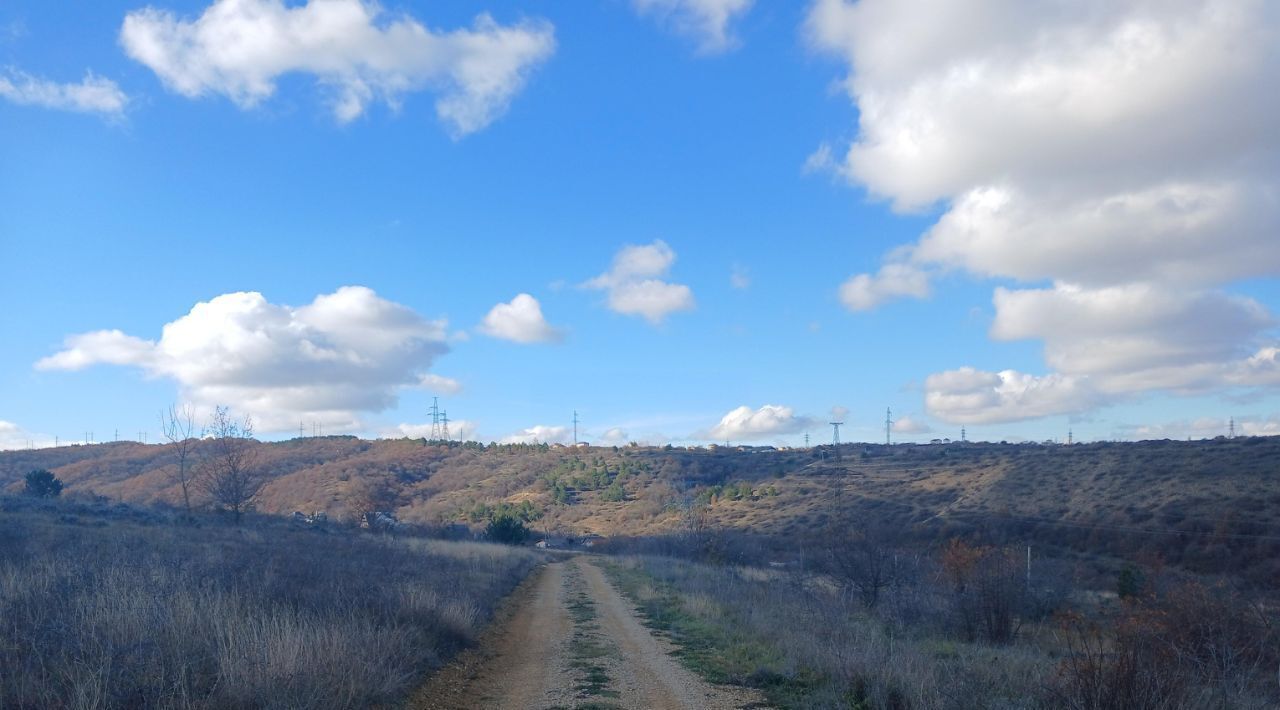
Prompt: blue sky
<box><xmin>2</xmin><ymin>0</ymin><xmax>1278</xmax><ymax>448</ymax></box>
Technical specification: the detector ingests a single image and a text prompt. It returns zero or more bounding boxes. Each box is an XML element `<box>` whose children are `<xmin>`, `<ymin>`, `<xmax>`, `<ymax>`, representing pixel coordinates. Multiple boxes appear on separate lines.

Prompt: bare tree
<box><xmin>160</xmin><ymin>404</ymin><xmax>198</xmax><ymax>519</ymax></box>
<box><xmin>823</xmin><ymin>523</ymin><xmax>898</xmax><ymax>608</ymax></box>
<box><xmin>198</xmin><ymin>406</ymin><xmax>260</xmax><ymax>524</ymax></box>
<box><xmin>344</xmin><ymin>475</ymin><xmax>397</xmax><ymax>527</ymax></box>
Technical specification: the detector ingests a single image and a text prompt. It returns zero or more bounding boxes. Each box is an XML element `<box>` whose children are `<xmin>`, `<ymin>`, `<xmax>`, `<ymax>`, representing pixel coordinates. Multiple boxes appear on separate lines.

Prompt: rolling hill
<box><xmin>3</xmin><ymin>435</ymin><xmax>1278</xmax><ymax>583</ymax></box>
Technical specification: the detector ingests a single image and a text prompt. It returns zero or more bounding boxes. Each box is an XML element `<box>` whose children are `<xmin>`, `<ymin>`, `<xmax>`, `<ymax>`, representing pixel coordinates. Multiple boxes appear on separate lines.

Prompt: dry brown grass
<box><xmin>0</xmin><ymin>497</ymin><xmax>540</xmax><ymax>709</ymax></box>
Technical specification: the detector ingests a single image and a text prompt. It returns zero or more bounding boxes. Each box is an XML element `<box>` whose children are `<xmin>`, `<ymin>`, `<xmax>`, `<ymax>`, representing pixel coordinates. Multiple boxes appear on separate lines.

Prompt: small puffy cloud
<box><xmin>830</xmin><ymin>405</ymin><xmax>849</xmax><ymax>421</ymax></box>
<box><xmin>730</xmin><ymin>263</ymin><xmax>750</xmax><ymax>290</ymax></box>
<box><xmin>501</xmin><ymin>424</ymin><xmax>569</xmax><ymax>445</ymax></box>
<box><xmin>704</xmin><ymin>404</ymin><xmax>813</xmax><ymax>442</ymax></box>
<box><xmin>584</xmin><ymin>240</ymin><xmax>695</xmax><ymax>324</ymax></box>
<box><xmin>596</xmin><ymin>427</ymin><xmax>631</xmax><ymax>446</ymax></box>
<box><xmin>387</xmin><ymin>419</ymin><xmax>477</xmax><ymax>442</ymax></box>
<box><xmin>416</xmin><ymin>373</ymin><xmax>462</xmax><ymax>395</ymax></box>
<box><xmin>803</xmin><ymin>142</ymin><xmax>836</xmax><ymax>175</ymax></box>
<box><xmin>839</xmin><ymin>262</ymin><xmax>931</xmax><ymax>311</ymax></box>
<box><xmin>633</xmin><ymin>0</ymin><xmax>753</xmax><ymax>54</ymax></box>
<box><xmin>120</xmin><ymin>0</ymin><xmax>555</xmax><ymax>136</ymax></box>
<box><xmin>1120</xmin><ymin>415</ymin><xmax>1280</xmax><ymax>440</ymax></box>
<box><xmin>893</xmin><ymin>414</ymin><xmax>932</xmax><ymax>435</ymax></box>
<box><xmin>37</xmin><ymin>286</ymin><xmax>449</xmax><ymax>433</ymax></box>
<box><xmin>0</xmin><ymin>421</ymin><xmax>48</xmax><ymax>451</ymax></box>
<box><xmin>0</xmin><ymin>421</ymin><xmax>23</xmax><ymax>451</ymax></box>
<box><xmin>1241</xmin><ymin>416</ymin><xmax>1280</xmax><ymax>437</ymax></box>
<box><xmin>925</xmin><ymin>367</ymin><xmax>1104</xmax><ymax>425</ymax></box>
<box><xmin>478</xmin><ymin>293</ymin><xmax>563</xmax><ymax>344</ymax></box>
<box><xmin>0</xmin><ymin>68</ymin><xmax>127</xmax><ymax>117</ymax></box>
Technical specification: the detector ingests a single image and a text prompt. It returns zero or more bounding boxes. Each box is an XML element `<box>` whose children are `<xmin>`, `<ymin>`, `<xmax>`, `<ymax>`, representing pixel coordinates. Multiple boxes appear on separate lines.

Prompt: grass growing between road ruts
<box><xmin>561</xmin><ymin>564</ymin><xmax>621</xmax><ymax>707</ymax></box>
<box><xmin>0</xmin><ymin>499</ymin><xmax>542</xmax><ymax>709</ymax></box>
<box><xmin>600</xmin><ymin>555</ymin><xmax>1058</xmax><ymax>710</ymax></box>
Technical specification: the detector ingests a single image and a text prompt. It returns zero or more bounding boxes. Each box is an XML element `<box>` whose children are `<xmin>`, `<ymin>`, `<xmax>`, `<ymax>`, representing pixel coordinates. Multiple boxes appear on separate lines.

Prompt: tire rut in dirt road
<box><xmin>576</xmin><ymin>558</ymin><xmax>767</xmax><ymax>710</ymax></box>
<box><xmin>409</xmin><ymin>556</ymin><xmax>767</xmax><ymax>710</ymax></box>
<box><xmin>409</xmin><ymin>560</ymin><xmax>575</xmax><ymax>710</ymax></box>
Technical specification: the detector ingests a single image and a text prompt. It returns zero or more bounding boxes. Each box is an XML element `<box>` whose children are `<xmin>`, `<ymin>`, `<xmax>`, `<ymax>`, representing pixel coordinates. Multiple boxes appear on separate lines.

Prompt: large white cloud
<box><xmin>120</xmin><ymin>0</ymin><xmax>555</xmax><ymax>135</ymax></box>
<box><xmin>584</xmin><ymin>240</ymin><xmax>695</xmax><ymax>324</ymax></box>
<box><xmin>0</xmin><ymin>68</ymin><xmax>128</xmax><ymax>117</ymax></box>
<box><xmin>633</xmin><ymin>0</ymin><xmax>753</xmax><ymax>54</ymax></box>
<box><xmin>808</xmin><ymin>0</ymin><xmax>1280</xmax><ymax>423</ymax></box>
<box><xmin>925</xmin><ymin>367</ymin><xmax>1104</xmax><ymax>425</ymax></box>
<box><xmin>478</xmin><ymin>293</ymin><xmax>563</xmax><ymax>344</ymax></box>
<box><xmin>36</xmin><ymin>286</ymin><xmax>449</xmax><ymax>432</ymax></box>
<box><xmin>703</xmin><ymin>404</ymin><xmax>813</xmax><ymax>442</ymax></box>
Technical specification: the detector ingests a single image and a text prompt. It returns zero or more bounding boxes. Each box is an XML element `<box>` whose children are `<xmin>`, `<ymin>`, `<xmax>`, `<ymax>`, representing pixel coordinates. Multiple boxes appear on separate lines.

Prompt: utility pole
<box><xmin>441</xmin><ymin>410</ymin><xmax>450</xmax><ymax>442</ymax></box>
<box><xmin>885</xmin><ymin>408</ymin><xmax>893</xmax><ymax>446</ymax></box>
<box><xmin>573</xmin><ymin>410</ymin><xmax>579</xmax><ymax>445</ymax></box>
<box><xmin>1229</xmin><ymin>416</ymin><xmax>1235</xmax><ymax>438</ymax></box>
<box><xmin>429</xmin><ymin>397</ymin><xmax>442</xmax><ymax>442</ymax></box>
<box><xmin>804</xmin><ymin>432</ymin><xmax>810</xmax><ymax>448</ymax></box>
<box><xmin>961</xmin><ymin>426</ymin><xmax>966</xmax><ymax>443</ymax></box>
<box><xmin>829</xmin><ymin>421</ymin><xmax>842</xmax><ymax>445</ymax></box>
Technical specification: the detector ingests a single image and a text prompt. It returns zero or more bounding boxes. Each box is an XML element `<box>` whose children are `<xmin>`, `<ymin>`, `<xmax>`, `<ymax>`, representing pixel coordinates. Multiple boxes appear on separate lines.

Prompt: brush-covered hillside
<box><xmin>3</xmin><ymin>436</ymin><xmax>1279</xmax><ymax>582</ymax></box>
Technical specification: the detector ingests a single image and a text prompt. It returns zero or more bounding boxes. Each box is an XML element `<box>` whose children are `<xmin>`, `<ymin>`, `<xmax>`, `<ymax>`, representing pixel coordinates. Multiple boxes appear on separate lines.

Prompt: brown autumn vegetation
<box><xmin>7</xmin><ymin>435</ymin><xmax>1277</xmax><ymax>583</ymax></box>
<box><xmin>0</xmin><ymin>494</ymin><xmax>541</xmax><ymax>709</ymax></box>
<box><xmin>602</xmin><ymin>537</ymin><xmax>1279</xmax><ymax>709</ymax></box>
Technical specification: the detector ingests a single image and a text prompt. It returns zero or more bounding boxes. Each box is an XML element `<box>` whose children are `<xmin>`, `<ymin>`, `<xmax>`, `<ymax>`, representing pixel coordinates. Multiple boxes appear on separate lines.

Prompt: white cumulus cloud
<box><xmin>839</xmin><ymin>261</ymin><xmax>931</xmax><ymax>311</ymax></box>
<box><xmin>925</xmin><ymin>367</ymin><xmax>1104</xmax><ymax>425</ymax></box>
<box><xmin>704</xmin><ymin>404</ymin><xmax>813</xmax><ymax>442</ymax></box>
<box><xmin>478</xmin><ymin>293</ymin><xmax>563</xmax><ymax>344</ymax></box>
<box><xmin>501</xmin><ymin>424</ymin><xmax>570</xmax><ymax>445</ymax></box>
<box><xmin>809</xmin><ymin>0</ymin><xmax>1280</xmax><ymax>423</ymax></box>
<box><xmin>387</xmin><ymin>418</ymin><xmax>477</xmax><ymax>442</ymax></box>
<box><xmin>36</xmin><ymin>286</ymin><xmax>449</xmax><ymax>433</ymax></box>
<box><xmin>633</xmin><ymin>0</ymin><xmax>753</xmax><ymax>54</ymax></box>
<box><xmin>417</xmin><ymin>373</ymin><xmax>462</xmax><ymax>395</ymax></box>
<box><xmin>892</xmin><ymin>414</ymin><xmax>932</xmax><ymax>435</ymax></box>
<box><xmin>584</xmin><ymin>240</ymin><xmax>695</xmax><ymax>325</ymax></box>
<box><xmin>0</xmin><ymin>420</ymin><xmax>54</xmax><ymax>451</ymax></box>
<box><xmin>0</xmin><ymin>68</ymin><xmax>128</xmax><ymax>117</ymax></box>
<box><xmin>120</xmin><ymin>0</ymin><xmax>556</xmax><ymax>135</ymax></box>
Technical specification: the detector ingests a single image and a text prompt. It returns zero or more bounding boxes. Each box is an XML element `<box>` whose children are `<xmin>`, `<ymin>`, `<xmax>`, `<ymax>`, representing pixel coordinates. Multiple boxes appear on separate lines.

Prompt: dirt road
<box><xmin>410</xmin><ymin>556</ymin><xmax>765</xmax><ymax>710</ymax></box>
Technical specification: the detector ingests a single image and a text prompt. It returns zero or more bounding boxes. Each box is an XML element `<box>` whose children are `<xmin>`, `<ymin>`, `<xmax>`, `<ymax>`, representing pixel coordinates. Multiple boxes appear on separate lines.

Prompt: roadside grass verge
<box><xmin>600</xmin><ymin>555</ymin><xmax>1052</xmax><ymax>709</ymax></box>
<box><xmin>0</xmin><ymin>501</ymin><xmax>542</xmax><ymax>709</ymax></box>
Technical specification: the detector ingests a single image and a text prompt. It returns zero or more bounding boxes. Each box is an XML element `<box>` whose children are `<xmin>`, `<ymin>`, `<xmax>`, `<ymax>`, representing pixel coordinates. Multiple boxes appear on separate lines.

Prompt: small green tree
<box><xmin>24</xmin><ymin>469</ymin><xmax>63</xmax><ymax>498</ymax></box>
<box><xmin>1117</xmin><ymin>564</ymin><xmax>1145</xmax><ymax>599</ymax></box>
<box><xmin>485</xmin><ymin>513</ymin><xmax>529</xmax><ymax>545</ymax></box>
